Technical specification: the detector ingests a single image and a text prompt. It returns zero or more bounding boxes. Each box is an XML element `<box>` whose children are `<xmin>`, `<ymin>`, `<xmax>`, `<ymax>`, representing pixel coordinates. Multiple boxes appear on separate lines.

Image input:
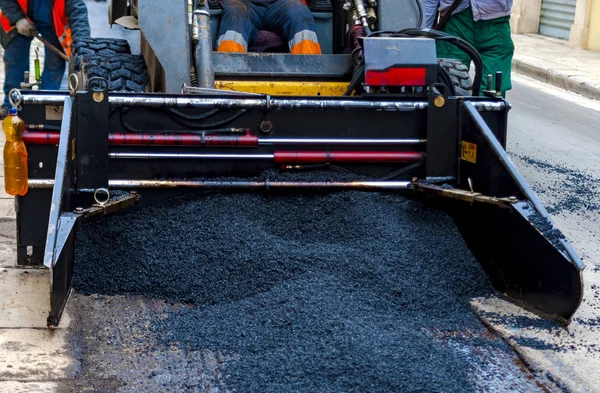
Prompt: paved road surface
<box><xmin>473</xmin><ymin>74</ymin><xmax>600</xmax><ymax>393</ymax></box>
<box><xmin>508</xmin><ymin>75</ymin><xmax>599</xmax><ymax>264</ymax></box>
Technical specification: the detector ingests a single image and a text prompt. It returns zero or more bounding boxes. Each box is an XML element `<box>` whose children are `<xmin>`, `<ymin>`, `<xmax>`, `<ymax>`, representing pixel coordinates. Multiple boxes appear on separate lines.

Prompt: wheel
<box><xmin>69</xmin><ymin>37</ymin><xmax>148</xmax><ymax>92</ymax></box>
<box><xmin>71</xmin><ymin>37</ymin><xmax>131</xmax><ymax>72</ymax></box>
<box><xmin>79</xmin><ymin>53</ymin><xmax>150</xmax><ymax>92</ymax></box>
<box><xmin>437</xmin><ymin>58</ymin><xmax>473</xmax><ymax>96</ymax></box>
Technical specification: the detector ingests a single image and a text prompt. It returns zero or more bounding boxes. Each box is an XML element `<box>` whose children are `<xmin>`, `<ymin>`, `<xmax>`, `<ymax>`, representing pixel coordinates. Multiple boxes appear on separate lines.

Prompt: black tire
<box><xmin>437</xmin><ymin>58</ymin><xmax>473</xmax><ymax>96</ymax></box>
<box><xmin>80</xmin><ymin>53</ymin><xmax>150</xmax><ymax>92</ymax></box>
<box><xmin>71</xmin><ymin>37</ymin><xmax>131</xmax><ymax>72</ymax></box>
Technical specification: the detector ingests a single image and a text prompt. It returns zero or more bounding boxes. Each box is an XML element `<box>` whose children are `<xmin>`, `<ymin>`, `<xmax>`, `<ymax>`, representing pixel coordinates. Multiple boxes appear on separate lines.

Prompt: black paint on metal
<box><xmin>75</xmin><ymin>81</ymin><xmax>109</xmax><ymax>190</ymax></box>
<box><xmin>457</xmin><ymin>100</ymin><xmax>514</xmax><ymax>197</ymax></box>
<box><xmin>463</xmin><ymin>101</ymin><xmax>583</xmax><ymax>271</ymax></box>
<box><xmin>426</xmin><ymin>85</ymin><xmax>457</xmax><ymax>178</ymax></box>
<box><xmin>446</xmin><ymin>101</ymin><xmax>584</xmax><ymax>324</ymax></box>
<box><xmin>16</xmin><ymin>88</ymin><xmax>584</xmax><ymax>325</ymax></box>
<box><xmin>450</xmin><ymin>200</ymin><xmax>583</xmax><ymax>324</ymax></box>
<box><xmin>16</xmin><ymin>189</ymin><xmax>52</xmax><ymax>266</ymax></box>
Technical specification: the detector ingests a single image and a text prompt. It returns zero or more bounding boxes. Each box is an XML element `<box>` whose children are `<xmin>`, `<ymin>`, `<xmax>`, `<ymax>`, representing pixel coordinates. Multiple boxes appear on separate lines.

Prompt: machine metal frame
<box><xmin>14</xmin><ymin>82</ymin><xmax>584</xmax><ymax>327</ymax></box>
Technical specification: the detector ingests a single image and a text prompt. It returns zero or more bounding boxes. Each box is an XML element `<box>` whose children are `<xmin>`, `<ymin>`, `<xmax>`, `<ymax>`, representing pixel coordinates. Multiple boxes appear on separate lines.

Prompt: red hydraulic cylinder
<box><xmin>273</xmin><ymin>151</ymin><xmax>423</xmax><ymax>164</ymax></box>
<box><xmin>22</xmin><ymin>131</ymin><xmax>60</xmax><ymax>145</ymax></box>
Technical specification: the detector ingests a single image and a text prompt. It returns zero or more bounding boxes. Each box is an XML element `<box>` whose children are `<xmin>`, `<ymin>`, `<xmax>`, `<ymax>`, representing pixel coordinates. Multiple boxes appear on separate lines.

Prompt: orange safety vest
<box><xmin>0</xmin><ymin>0</ymin><xmax>73</xmax><ymax>56</ymax></box>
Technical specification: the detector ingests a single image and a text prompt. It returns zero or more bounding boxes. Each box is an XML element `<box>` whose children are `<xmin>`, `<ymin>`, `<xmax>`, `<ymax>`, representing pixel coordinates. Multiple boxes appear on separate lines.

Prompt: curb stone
<box><xmin>512</xmin><ymin>58</ymin><xmax>600</xmax><ymax>101</ymax></box>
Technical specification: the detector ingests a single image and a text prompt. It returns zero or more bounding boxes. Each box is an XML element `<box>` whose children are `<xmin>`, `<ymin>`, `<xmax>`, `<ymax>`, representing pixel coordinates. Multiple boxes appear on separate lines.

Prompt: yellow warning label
<box><xmin>461</xmin><ymin>141</ymin><xmax>477</xmax><ymax>164</ymax></box>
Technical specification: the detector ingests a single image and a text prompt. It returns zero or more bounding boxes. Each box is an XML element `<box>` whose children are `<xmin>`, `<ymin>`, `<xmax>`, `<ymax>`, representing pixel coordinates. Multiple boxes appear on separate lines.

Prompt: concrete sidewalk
<box><xmin>512</xmin><ymin>33</ymin><xmax>600</xmax><ymax>101</ymax></box>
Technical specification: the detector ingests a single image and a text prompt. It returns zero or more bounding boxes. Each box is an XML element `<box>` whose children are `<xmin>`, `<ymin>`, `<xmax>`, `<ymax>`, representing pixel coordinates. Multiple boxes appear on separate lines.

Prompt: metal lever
<box><xmin>495</xmin><ymin>72</ymin><xmax>503</xmax><ymax>96</ymax></box>
<box><xmin>34</xmin><ymin>31</ymin><xmax>69</xmax><ymax>62</ymax></box>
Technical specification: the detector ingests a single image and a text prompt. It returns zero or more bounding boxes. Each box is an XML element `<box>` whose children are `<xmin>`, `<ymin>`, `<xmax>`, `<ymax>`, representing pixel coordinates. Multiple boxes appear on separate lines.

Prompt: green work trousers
<box><xmin>437</xmin><ymin>7</ymin><xmax>514</xmax><ymax>96</ymax></box>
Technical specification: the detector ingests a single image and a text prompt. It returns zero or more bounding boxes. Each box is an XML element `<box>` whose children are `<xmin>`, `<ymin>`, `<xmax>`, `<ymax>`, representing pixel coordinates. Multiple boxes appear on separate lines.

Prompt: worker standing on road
<box><xmin>426</xmin><ymin>0</ymin><xmax>514</xmax><ymax>96</ymax></box>
<box><xmin>217</xmin><ymin>0</ymin><xmax>321</xmax><ymax>54</ymax></box>
<box><xmin>0</xmin><ymin>0</ymin><xmax>90</xmax><ymax>112</ymax></box>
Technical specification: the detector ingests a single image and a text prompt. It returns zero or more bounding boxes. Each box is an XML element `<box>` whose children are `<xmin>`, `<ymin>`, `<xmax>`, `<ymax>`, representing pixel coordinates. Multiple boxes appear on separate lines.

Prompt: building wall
<box><xmin>587</xmin><ymin>0</ymin><xmax>600</xmax><ymax>51</ymax></box>
<box><xmin>569</xmin><ymin>0</ymin><xmax>591</xmax><ymax>49</ymax></box>
<box><xmin>510</xmin><ymin>0</ymin><xmax>542</xmax><ymax>34</ymax></box>
<box><xmin>511</xmin><ymin>0</ymin><xmax>599</xmax><ymax>52</ymax></box>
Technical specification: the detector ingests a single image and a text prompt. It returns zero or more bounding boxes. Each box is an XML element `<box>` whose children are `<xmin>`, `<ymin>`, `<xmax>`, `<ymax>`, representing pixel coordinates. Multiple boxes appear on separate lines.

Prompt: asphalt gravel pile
<box><xmin>529</xmin><ymin>211</ymin><xmax>566</xmax><ymax>248</ymax></box>
<box><xmin>71</xmin><ymin>173</ymin><xmax>555</xmax><ymax>392</ymax></box>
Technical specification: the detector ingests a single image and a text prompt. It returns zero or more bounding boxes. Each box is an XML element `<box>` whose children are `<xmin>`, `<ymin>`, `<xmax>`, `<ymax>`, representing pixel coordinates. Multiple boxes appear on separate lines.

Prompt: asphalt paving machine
<box><xmin>7</xmin><ymin>0</ymin><xmax>584</xmax><ymax>327</ymax></box>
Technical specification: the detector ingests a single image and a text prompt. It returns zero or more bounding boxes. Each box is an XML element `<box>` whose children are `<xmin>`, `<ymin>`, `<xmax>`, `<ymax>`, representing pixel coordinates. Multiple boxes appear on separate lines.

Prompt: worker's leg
<box><xmin>263</xmin><ymin>0</ymin><xmax>321</xmax><ymax>54</ymax></box>
<box><xmin>217</xmin><ymin>0</ymin><xmax>262</xmax><ymax>52</ymax></box>
<box><xmin>475</xmin><ymin>16</ymin><xmax>514</xmax><ymax>96</ymax></box>
<box><xmin>436</xmin><ymin>7</ymin><xmax>475</xmax><ymax>70</ymax></box>
<box><xmin>2</xmin><ymin>34</ymin><xmax>33</xmax><ymax>108</ymax></box>
<box><xmin>37</xmin><ymin>25</ymin><xmax>66</xmax><ymax>90</ymax></box>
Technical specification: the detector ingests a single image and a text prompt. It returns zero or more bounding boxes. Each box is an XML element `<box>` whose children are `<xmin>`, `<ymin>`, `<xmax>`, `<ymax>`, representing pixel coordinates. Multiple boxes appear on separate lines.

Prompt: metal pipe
<box><xmin>109</xmin><ymin>151</ymin><xmax>424</xmax><ymax>164</ymax></box>
<box><xmin>353</xmin><ymin>0</ymin><xmax>371</xmax><ymax>32</ymax></box>
<box><xmin>20</xmin><ymin>93</ymin><xmax>507</xmax><ymax>112</ymax></box>
<box><xmin>29</xmin><ymin>179</ymin><xmax>55</xmax><ymax>188</ymax></box>
<box><xmin>28</xmin><ymin>178</ymin><xmax>411</xmax><ymax>190</ymax></box>
<box><xmin>23</xmin><ymin>131</ymin><xmax>425</xmax><ymax>147</ymax></box>
<box><xmin>259</xmin><ymin>138</ymin><xmax>426</xmax><ymax>146</ymax></box>
<box><xmin>109</xmin><ymin>96</ymin><xmax>265</xmax><ymax>109</ymax></box>
<box><xmin>272</xmin><ymin>151</ymin><xmax>423</xmax><ymax>164</ymax></box>
<box><xmin>193</xmin><ymin>1</ymin><xmax>215</xmax><ymax>88</ymax></box>
<box><xmin>107</xmin><ymin>96</ymin><xmax>429</xmax><ymax>110</ymax></box>
<box><xmin>22</xmin><ymin>94</ymin><xmax>69</xmax><ymax>105</ymax></box>
<box><xmin>110</xmin><ymin>133</ymin><xmax>257</xmax><ymax>146</ymax></box>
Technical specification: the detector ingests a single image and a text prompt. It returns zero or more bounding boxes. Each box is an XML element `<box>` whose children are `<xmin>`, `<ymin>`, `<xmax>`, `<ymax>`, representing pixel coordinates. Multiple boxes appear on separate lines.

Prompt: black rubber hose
<box><xmin>120</xmin><ymin>108</ymin><xmax>247</xmax><ymax>134</ymax></box>
<box><xmin>437</xmin><ymin>65</ymin><xmax>456</xmax><ymax>96</ymax></box>
<box><xmin>169</xmin><ymin>108</ymin><xmax>220</xmax><ymax>121</ymax></box>
<box><xmin>169</xmin><ymin>109</ymin><xmax>248</xmax><ymax>129</ymax></box>
<box><xmin>394</xmin><ymin>29</ymin><xmax>482</xmax><ymax>95</ymax></box>
<box><xmin>415</xmin><ymin>0</ymin><xmax>424</xmax><ymax>28</ymax></box>
<box><xmin>344</xmin><ymin>63</ymin><xmax>365</xmax><ymax>96</ymax></box>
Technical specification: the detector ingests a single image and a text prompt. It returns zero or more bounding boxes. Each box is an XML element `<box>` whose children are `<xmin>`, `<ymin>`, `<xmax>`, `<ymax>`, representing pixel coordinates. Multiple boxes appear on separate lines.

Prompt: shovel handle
<box><xmin>34</xmin><ymin>32</ymin><xmax>70</xmax><ymax>63</ymax></box>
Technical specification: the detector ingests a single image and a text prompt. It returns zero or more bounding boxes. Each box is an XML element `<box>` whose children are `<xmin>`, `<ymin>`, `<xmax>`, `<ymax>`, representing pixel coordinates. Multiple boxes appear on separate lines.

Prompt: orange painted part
<box><xmin>0</xmin><ymin>0</ymin><xmax>71</xmax><ymax>55</ymax></box>
<box><xmin>0</xmin><ymin>0</ymin><xmax>26</xmax><ymax>33</ymax></box>
<box><xmin>53</xmin><ymin>0</ymin><xmax>72</xmax><ymax>56</ymax></box>
<box><xmin>290</xmin><ymin>40</ymin><xmax>321</xmax><ymax>55</ymax></box>
<box><xmin>217</xmin><ymin>40</ymin><xmax>246</xmax><ymax>53</ymax></box>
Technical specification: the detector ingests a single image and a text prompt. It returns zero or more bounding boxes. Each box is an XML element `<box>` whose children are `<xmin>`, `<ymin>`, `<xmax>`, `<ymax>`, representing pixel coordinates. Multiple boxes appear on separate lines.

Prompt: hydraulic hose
<box><xmin>414</xmin><ymin>0</ymin><xmax>424</xmax><ymax>28</ymax></box>
<box><xmin>390</xmin><ymin>28</ymin><xmax>483</xmax><ymax>95</ymax></box>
